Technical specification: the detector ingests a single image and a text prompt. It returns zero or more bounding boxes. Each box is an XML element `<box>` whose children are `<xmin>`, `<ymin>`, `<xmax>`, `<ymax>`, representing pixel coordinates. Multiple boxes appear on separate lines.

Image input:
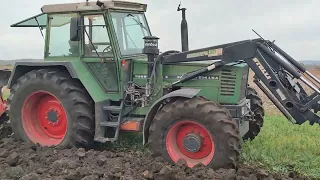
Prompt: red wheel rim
<box><xmin>21</xmin><ymin>91</ymin><xmax>67</xmax><ymax>146</ymax></box>
<box><xmin>166</xmin><ymin>120</ymin><xmax>215</xmax><ymax>168</ymax></box>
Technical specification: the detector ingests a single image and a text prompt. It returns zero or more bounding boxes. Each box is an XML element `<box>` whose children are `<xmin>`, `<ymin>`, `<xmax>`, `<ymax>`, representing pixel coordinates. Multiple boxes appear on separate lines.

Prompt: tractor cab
<box><xmin>11</xmin><ymin>1</ymin><xmax>151</xmax><ymax>60</ymax></box>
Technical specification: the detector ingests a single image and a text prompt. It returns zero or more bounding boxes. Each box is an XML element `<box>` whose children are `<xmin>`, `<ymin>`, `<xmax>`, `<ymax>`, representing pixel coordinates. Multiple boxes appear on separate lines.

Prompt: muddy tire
<box><xmin>148</xmin><ymin>97</ymin><xmax>241</xmax><ymax>169</ymax></box>
<box><xmin>7</xmin><ymin>69</ymin><xmax>94</xmax><ymax>148</ymax></box>
<box><xmin>243</xmin><ymin>86</ymin><xmax>265</xmax><ymax>141</ymax></box>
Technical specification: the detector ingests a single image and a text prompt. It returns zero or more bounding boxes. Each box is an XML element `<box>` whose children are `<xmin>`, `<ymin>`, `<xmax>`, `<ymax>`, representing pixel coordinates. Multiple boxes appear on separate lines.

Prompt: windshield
<box><xmin>111</xmin><ymin>12</ymin><xmax>151</xmax><ymax>56</ymax></box>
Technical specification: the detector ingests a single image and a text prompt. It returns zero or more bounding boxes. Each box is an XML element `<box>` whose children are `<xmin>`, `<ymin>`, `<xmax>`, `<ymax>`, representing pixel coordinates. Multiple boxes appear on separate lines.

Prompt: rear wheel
<box><xmin>243</xmin><ymin>86</ymin><xmax>265</xmax><ymax>141</ymax></box>
<box><xmin>148</xmin><ymin>97</ymin><xmax>241</xmax><ymax>169</ymax></box>
<box><xmin>7</xmin><ymin>69</ymin><xmax>94</xmax><ymax>148</ymax></box>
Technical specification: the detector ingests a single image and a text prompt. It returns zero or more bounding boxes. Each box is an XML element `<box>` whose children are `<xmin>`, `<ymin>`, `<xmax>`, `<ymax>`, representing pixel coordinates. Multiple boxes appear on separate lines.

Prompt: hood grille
<box><xmin>220</xmin><ymin>69</ymin><xmax>236</xmax><ymax>96</ymax></box>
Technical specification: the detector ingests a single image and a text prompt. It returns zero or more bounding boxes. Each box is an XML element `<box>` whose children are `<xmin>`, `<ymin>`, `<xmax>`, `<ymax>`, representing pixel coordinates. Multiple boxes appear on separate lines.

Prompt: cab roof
<box><xmin>11</xmin><ymin>0</ymin><xmax>147</xmax><ymax>28</ymax></box>
<box><xmin>41</xmin><ymin>0</ymin><xmax>147</xmax><ymax>13</ymax></box>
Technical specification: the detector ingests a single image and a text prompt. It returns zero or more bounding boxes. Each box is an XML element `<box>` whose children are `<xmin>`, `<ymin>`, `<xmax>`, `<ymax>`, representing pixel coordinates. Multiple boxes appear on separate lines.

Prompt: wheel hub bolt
<box><xmin>183</xmin><ymin>133</ymin><xmax>202</xmax><ymax>153</ymax></box>
<box><xmin>47</xmin><ymin>110</ymin><xmax>59</xmax><ymax>123</ymax></box>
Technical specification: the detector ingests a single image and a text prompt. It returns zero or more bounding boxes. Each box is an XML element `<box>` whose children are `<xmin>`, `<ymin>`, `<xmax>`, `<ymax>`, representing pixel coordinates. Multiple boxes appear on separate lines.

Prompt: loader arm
<box><xmin>162</xmin><ymin>38</ymin><xmax>320</xmax><ymax>125</ymax></box>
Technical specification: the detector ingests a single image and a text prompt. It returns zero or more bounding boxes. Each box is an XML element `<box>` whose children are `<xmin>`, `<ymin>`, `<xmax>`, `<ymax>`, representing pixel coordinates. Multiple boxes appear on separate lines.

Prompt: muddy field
<box><xmin>0</xmin><ymin>123</ymin><xmax>308</xmax><ymax>180</ymax></box>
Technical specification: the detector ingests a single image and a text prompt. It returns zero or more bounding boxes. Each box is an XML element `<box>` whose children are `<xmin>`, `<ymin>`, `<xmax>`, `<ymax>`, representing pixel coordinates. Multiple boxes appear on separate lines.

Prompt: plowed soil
<box><xmin>0</xmin><ymin>124</ymin><xmax>308</xmax><ymax>180</ymax></box>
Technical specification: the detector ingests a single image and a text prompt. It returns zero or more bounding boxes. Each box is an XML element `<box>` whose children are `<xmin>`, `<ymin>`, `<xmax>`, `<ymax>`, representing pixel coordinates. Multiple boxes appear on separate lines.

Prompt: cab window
<box><xmin>111</xmin><ymin>12</ymin><xmax>151</xmax><ymax>56</ymax></box>
<box><xmin>83</xmin><ymin>15</ymin><xmax>113</xmax><ymax>57</ymax></box>
<box><xmin>48</xmin><ymin>13</ymin><xmax>78</xmax><ymax>57</ymax></box>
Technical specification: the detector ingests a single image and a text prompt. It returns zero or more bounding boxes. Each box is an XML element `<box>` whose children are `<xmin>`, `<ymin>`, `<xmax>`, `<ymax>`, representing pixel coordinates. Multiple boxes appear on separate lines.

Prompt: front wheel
<box><xmin>7</xmin><ymin>69</ymin><xmax>95</xmax><ymax>148</ymax></box>
<box><xmin>148</xmin><ymin>97</ymin><xmax>241</xmax><ymax>169</ymax></box>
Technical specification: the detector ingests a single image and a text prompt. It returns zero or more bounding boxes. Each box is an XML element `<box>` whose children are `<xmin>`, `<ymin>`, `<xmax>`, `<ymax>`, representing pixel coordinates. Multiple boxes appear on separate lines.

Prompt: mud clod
<box><xmin>7</xmin><ymin>152</ymin><xmax>19</xmax><ymax>166</ymax></box>
<box><xmin>4</xmin><ymin>166</ymin><xmax>25</xmax><ymax>180</ymax></box>
<box><xmin>176</xmin><ymin>158</ymin><xmax>188</xmax><ymax>170</ymax></box>
<box><xmin>257</xmin><ymin>169</ymin><xmax>269</xmax><ymax>179</ymax></box>
<box><xmin>142</xmin><ymin>170</ymin><xmax>154</xmax><ymax>179</ymax></box>
<box><xmin>81</xmin><ymin>174</ymin><xmax>100</xmax><ymax>180</ymax></box>
<box><xmin>20</xmin><ymin>173</ymin><xmax>41</xmax><ymax>180</ymax></box>
<box><xmin>0</xmin><ymin>148</ymin><xmax>9</xmax><ymax>157</ymax></box>
<box><xmin>97</xmin><ymin>155</ymin><xmax>107</xmax><ymax>166</ymax></box>
<box><xmin>77</xmin><ymin>148</ymin><xmax>86</xmax><ymax>158</ymax></box>
<box><xmin>35</xmin><ymin>168</ymin><xmax>47</xmax><ymax>174</ymax></box>
<box><xmin>65</xmin><ymin>170</ymin><xmax>83</xmax><ymax>180</ymax></box>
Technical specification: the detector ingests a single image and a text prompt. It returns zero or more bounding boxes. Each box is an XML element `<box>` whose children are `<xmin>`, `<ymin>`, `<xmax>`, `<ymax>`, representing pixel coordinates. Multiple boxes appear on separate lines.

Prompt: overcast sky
<box><xmin>0</xmin><ymin>0</ymin><xmax>319</xmax><ymax>60</ymax></box>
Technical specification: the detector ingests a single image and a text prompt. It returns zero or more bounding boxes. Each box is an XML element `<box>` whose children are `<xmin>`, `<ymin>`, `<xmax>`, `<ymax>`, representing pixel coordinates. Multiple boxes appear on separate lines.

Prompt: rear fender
<box><xmin>7</xmin><ymin>61</ymin><xmax>77</xmax><ymax>88</ymax></box>
<box><xmin>7</xmin><ymin>61</ymin><xmax>110</xmax><ymax>103</ymax></box>
<box><xmin>142</xmin><ymin>88</ymin><xmax>201</xmax><ymax>145</ymax></box>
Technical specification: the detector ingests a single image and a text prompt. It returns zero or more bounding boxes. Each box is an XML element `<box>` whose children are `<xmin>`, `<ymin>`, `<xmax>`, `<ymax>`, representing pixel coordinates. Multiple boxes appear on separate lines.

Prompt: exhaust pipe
<box><xmin>178</xmin><ymin>3</ymin><xmax>189</xmax><ymax>52</ymax></box>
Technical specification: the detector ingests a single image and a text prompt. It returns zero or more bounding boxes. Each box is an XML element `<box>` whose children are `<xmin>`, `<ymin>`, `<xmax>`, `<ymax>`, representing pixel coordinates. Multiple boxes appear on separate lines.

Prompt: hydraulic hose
<box><xmin>148</xmin><ymin>50</ymin><xmax>180</xmax><ymax>97</ymax></box>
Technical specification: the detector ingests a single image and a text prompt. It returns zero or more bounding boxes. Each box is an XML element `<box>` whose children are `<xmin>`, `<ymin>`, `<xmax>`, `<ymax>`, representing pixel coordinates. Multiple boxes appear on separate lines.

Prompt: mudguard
<box><xmin>7</xmin><ymin>61</ymin><xmax>111</xmax><ymax>103</ymax></box>
<box><xmin>7</xmin><ymin>61</ymin><xmax>77</xmax><ymax>88</ymax></box>
<box><xmin>142</xmin><ymin>88</ymin><xmax>201</xmax><ymax>145</ymax></box>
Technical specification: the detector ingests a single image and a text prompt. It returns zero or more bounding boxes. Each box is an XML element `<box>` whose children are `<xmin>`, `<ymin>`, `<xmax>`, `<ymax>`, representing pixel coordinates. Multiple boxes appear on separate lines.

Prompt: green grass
<box><xmin>240</xmin><ymin>115</ymin><xmax>320</xmax><ymax>178</ymax></box>
<box><xmin>101</xmin><ymin>132</ymin><xmax>146</xmax><ymax>151</ymax></box>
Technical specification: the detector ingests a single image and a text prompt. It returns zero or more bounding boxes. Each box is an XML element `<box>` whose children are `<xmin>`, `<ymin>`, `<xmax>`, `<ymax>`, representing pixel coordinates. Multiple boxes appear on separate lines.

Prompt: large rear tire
<box><xmin>243</xmin><ymin>86</ymin><xmax>265</xmax><ymax>141</ymax></box>
<box><xmin>7</xmin><ymin>69</ymin><xmax>95</xmax><ymax>148</ymax></box>
<box><xmin>148</xmin><ymin>97</ymin><xmax>241</xmax><ymax>169</ymax></box>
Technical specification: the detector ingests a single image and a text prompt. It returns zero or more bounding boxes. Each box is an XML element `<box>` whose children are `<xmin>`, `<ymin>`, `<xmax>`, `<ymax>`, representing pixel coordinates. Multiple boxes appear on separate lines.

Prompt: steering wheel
<box><xmin>102</xmin><ymin>45</ymin><xmax>112</xmax><ymax>53</ymax></box>
<box><xmin>92</xmin><ymin>42</ymin><xmax>111</xmax><ymax>46</ymax></box>
<box><xmin>92</xmin><ymin>42</ymin><xmax>112</xmax><ymax>53</ymax></box>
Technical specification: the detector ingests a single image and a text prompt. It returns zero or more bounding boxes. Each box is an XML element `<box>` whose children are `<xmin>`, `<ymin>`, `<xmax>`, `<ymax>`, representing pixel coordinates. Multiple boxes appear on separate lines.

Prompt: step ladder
<box><xmin>94</xmin><ymin>100</ymin><xmax>124</xmax><ymax>143</ymax></box>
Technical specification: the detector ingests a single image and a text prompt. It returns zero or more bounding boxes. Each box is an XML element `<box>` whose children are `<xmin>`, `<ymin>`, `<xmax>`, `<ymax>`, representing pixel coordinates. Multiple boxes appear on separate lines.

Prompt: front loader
<box><xmin>0</xmin><ymin>0</ymin><xmax>319</xmax><ymax>169</ymax></box>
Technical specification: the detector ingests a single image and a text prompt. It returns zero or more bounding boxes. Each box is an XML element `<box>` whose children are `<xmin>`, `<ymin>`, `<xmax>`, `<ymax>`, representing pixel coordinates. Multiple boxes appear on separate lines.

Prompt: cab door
<box><xmin>80</xmin><ymin>13</ymin><xmax>120</xmax><ymax>95</ymax></box>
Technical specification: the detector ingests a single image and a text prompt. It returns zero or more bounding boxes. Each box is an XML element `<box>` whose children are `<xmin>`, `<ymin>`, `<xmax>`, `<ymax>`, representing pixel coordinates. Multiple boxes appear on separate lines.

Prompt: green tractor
<box><xmin>5</xmin><ymin>0</ymin><xmax>320</xmax><ymax>169</ymax></box>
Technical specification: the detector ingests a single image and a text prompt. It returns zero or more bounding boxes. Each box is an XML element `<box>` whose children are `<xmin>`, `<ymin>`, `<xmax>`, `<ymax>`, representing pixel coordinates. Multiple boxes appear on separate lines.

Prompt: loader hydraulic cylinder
<box><xmin>258</xmin><ymin>43</ymin><xmax>301</xmax><ymax>79</ymax></box>
<box><xmin>270</xmin><ymin>41</ymin><xmax>320</xmax><ymax>85</ymax></box>
<box><xmin>270</xmin><ymin>42</ymin><xmax>307</xmax><ymax>73</ymax></box>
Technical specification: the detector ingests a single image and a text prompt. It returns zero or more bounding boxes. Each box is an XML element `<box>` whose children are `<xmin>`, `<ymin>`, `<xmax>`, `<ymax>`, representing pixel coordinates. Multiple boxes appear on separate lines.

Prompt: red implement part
<box><xmin>120</xmin><ymin>121</ymin><xmax>141</xmax><ymax>131</ymax></box>
<box><xmin>0</xmin><ymin>69</ymin><xmax>12</xmax><ymax>120</ymax></box>
<box><xmin>0</xmin><ymin>95</ymin><xmax>7</xmax><ymax>118</ymax></box>
<box><xmin>166</xmin><ymin>120</ymin><xmax>215</xmax><ymax>168</ymax></box>
<box><xmin>22</xmin><ymin>91</ymin><xmax>67</xmax><ymax>146</ymax></box>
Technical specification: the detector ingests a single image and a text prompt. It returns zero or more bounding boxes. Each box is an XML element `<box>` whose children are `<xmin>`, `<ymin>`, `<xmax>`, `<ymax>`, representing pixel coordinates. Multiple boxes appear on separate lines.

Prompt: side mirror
<box><xmin>70</xmin><ymin>17</ymin><xmax>81</xmax><ymax>41</ymax></box>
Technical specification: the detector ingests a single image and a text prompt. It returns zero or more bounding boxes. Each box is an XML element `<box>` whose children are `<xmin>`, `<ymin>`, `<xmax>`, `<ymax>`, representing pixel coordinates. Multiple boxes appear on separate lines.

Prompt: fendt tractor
<box><xmin>0</xmin><ymin>0</ymin><xmax>319</xmax><ymax>169</ymax></box>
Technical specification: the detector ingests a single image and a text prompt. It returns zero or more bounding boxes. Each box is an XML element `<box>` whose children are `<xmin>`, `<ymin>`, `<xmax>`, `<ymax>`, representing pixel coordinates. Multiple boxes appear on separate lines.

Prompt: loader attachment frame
<box><xmin>162</xmin><ymin>38</ymin><xmax>320</xmax><ymax>125</ymax></box>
